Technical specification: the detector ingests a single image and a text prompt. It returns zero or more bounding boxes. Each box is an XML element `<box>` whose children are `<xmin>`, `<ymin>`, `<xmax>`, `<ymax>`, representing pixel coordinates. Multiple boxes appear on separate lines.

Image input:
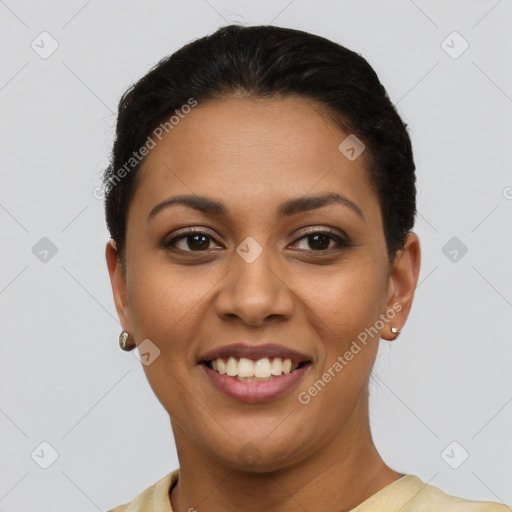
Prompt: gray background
<box><xmin>1</xmin><ymin>0</ymin><xmax>511</xmax><ymax>510</ymax></box>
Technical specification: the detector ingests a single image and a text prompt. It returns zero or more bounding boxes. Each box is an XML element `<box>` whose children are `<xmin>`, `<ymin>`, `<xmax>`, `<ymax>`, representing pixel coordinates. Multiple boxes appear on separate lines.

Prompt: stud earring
<box><xmin>119</xmin><ymin>331</ymin><xmax>135</xmax><ymax>351</ymax></box>
<box><xmin>390</xmin><ymin>327</ymin><xmax>401</xmax><ymax>340</ymax></box>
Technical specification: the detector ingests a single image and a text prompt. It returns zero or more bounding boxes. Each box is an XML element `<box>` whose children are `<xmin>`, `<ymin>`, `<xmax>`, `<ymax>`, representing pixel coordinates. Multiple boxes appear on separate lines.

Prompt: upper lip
<box><xmin>198</xmin><ymin>343</ymin><xmax>312</xmax><ymax>364</ymax></box>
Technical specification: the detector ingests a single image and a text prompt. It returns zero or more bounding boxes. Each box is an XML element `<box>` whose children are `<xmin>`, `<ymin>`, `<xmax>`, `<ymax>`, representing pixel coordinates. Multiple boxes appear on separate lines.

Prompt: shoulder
<box><xmin>397</xmin><ymin>475</ymin><xmax>511</xmax><ymax>512</ymax></box>
<box><xmin>106</xmin><ymin>468</ymin><xmax>179</xmax><ymax>512</ymax></box>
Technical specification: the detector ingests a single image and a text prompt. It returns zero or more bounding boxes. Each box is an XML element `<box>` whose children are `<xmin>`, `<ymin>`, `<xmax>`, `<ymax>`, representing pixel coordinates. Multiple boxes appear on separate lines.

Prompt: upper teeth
<box><xmin>211</xmin><ymin>357</ymin><xmax>299</xmax><ymax>378</ymax></box>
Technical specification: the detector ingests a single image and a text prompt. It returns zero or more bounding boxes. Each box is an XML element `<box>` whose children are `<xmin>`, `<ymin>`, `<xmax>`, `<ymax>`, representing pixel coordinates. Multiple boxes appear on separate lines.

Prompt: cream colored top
<box><xmin>107</xmin><ymin>469</ymin><xmax>511</xmax><ymax>511</ymax></box>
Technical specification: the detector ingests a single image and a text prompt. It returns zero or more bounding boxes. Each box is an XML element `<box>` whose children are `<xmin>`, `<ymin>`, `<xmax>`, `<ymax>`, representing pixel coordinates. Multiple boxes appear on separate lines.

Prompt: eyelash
<box><xmin>162</xmin><ymin>227</ymin><xmax>351</xmax><ymax>255</ymax></box>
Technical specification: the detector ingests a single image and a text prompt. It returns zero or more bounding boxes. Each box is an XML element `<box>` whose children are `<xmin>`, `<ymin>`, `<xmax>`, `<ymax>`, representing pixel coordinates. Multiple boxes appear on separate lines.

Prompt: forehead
<box><xmin>130</xmin><ymin>95</ymin><xmax>381</xmax><ymax>225</ymax></box>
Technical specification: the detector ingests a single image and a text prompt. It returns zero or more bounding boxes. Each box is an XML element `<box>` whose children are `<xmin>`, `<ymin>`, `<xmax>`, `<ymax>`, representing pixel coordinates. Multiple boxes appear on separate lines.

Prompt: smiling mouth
<box><xmin>202</xmin><ymin>356</ymin><xmax>312</xmax><ymax>382</ymax></box>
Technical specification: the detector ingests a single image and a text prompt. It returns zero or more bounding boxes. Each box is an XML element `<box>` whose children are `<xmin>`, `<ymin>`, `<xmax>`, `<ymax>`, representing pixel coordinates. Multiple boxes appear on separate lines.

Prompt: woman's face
<box><xmin>107</xmin><ymin>95</ymin><xmax>419</xmax><ymax>471</ymax></box>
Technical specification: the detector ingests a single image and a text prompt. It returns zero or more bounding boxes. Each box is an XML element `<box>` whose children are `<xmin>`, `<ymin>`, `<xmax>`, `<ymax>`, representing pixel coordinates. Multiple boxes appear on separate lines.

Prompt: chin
<box><xmin>207</xmin><ymin>438</ymin><xmax>308</xmax><ymax>475</ymax></box>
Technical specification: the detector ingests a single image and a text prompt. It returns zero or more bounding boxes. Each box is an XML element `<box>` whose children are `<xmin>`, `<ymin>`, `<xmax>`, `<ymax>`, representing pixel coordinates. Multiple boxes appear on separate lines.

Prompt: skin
<box><xmin>106</xmin><ymin>95</ymin><xmax>421</xmax><ymax>512</ymax></box>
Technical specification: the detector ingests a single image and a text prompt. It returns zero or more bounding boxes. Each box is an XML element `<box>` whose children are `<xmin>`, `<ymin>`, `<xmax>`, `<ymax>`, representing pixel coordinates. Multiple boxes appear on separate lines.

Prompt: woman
<box><xmin>103</xmin><ymin>24</ymin><xmax>510</xmax><ymax>512</ymax></box>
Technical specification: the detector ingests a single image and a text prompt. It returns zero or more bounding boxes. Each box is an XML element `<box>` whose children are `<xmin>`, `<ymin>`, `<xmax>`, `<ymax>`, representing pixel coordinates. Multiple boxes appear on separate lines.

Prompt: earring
<box><xmin>119</xmin><ymin>331</ymin><xmax>135</xmax><ymax>351</ymax></box>
<box><xmin>390</xmin><ymin>327</ymin><xmax>401</xmax><ymax>340</ymax></box>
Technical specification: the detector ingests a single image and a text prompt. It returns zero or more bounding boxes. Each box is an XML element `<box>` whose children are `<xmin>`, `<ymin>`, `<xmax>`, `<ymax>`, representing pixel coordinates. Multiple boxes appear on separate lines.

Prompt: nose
<box><xmin>214</xmin><ymin>243</ymin><xmax>295</xmax><ymax>326</ymax></box>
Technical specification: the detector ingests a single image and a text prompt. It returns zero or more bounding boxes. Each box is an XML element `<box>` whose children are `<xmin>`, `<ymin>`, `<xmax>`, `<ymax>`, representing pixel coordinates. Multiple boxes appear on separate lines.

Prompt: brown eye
<box><xmin>305</xmin><ymin>233</ymin><xmax>331</xmax><ymax>251</ymax></box>
<box><xmin>291</xmin><ymin>230</ymin><xmax>351</xmax><ymax>252</ymax></box>
<box><xmin>176</xmin><ymin>233</ymin><xmax>212</xmax><ymax>251</ymax></box>
<box><xmin>162</xmin><ymin>229</ymin><xmax>222</xmax><ymax>253</ymax></box>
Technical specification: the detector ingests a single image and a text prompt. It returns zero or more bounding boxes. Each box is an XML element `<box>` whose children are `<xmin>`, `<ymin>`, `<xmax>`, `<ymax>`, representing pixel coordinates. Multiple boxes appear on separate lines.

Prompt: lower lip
<box><xmin>200</xmin><ymin>363</ymin><xmax>311</xmax><ymax>403</ymax></box>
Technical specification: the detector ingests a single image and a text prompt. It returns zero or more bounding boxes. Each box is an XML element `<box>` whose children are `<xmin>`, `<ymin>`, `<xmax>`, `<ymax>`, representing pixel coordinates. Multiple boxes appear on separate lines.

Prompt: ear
<box><xmin>105</xmin><ymin>239</ymin><xmax>133</xmax><ymax>332</ymax></box>
<box><xmin>382</xmin><ymin>232</ymin><xmax>421</xmax><ymax>340</ymax></box>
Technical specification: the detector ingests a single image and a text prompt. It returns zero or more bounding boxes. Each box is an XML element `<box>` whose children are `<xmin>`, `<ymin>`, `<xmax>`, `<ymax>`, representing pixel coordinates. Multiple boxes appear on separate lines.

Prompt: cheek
<box><xmin>126</xmin><ymin>259</ymin><xmax>219</xmax><ymax>358</ymax></box>
<box><xmin>121</xmin><ymin>235</ymin><xmax>206</xmax><ymax>411</ymax></box>
<box><xmin>125</xmin><ymin>263</ymin><xmax>206</xmax><ymax>411</ymax></box>
<box><xmin>291</xmin><ymin>267</ymin><xmax>385</xmax><ymax>424</ymax></box>
<box><xmin>294</xmin><ymin>261</ymin><xmax>388</xmax><ymax>342</ymax></box>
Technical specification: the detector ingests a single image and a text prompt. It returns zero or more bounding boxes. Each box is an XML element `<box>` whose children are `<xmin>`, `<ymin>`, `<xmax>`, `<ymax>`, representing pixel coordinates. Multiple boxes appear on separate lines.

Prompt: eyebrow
<box><xmin>147</xmin><ymin>192</ymin><xmax>365</xmax><ymax>221</ymax></box>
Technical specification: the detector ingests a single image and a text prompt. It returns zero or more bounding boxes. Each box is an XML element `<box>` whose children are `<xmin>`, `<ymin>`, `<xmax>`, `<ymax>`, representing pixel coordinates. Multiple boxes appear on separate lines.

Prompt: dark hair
<box><xmin>103</xmin><ymin>24</ymin><xmax>416</xmax><ymax>266</ymax></box>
